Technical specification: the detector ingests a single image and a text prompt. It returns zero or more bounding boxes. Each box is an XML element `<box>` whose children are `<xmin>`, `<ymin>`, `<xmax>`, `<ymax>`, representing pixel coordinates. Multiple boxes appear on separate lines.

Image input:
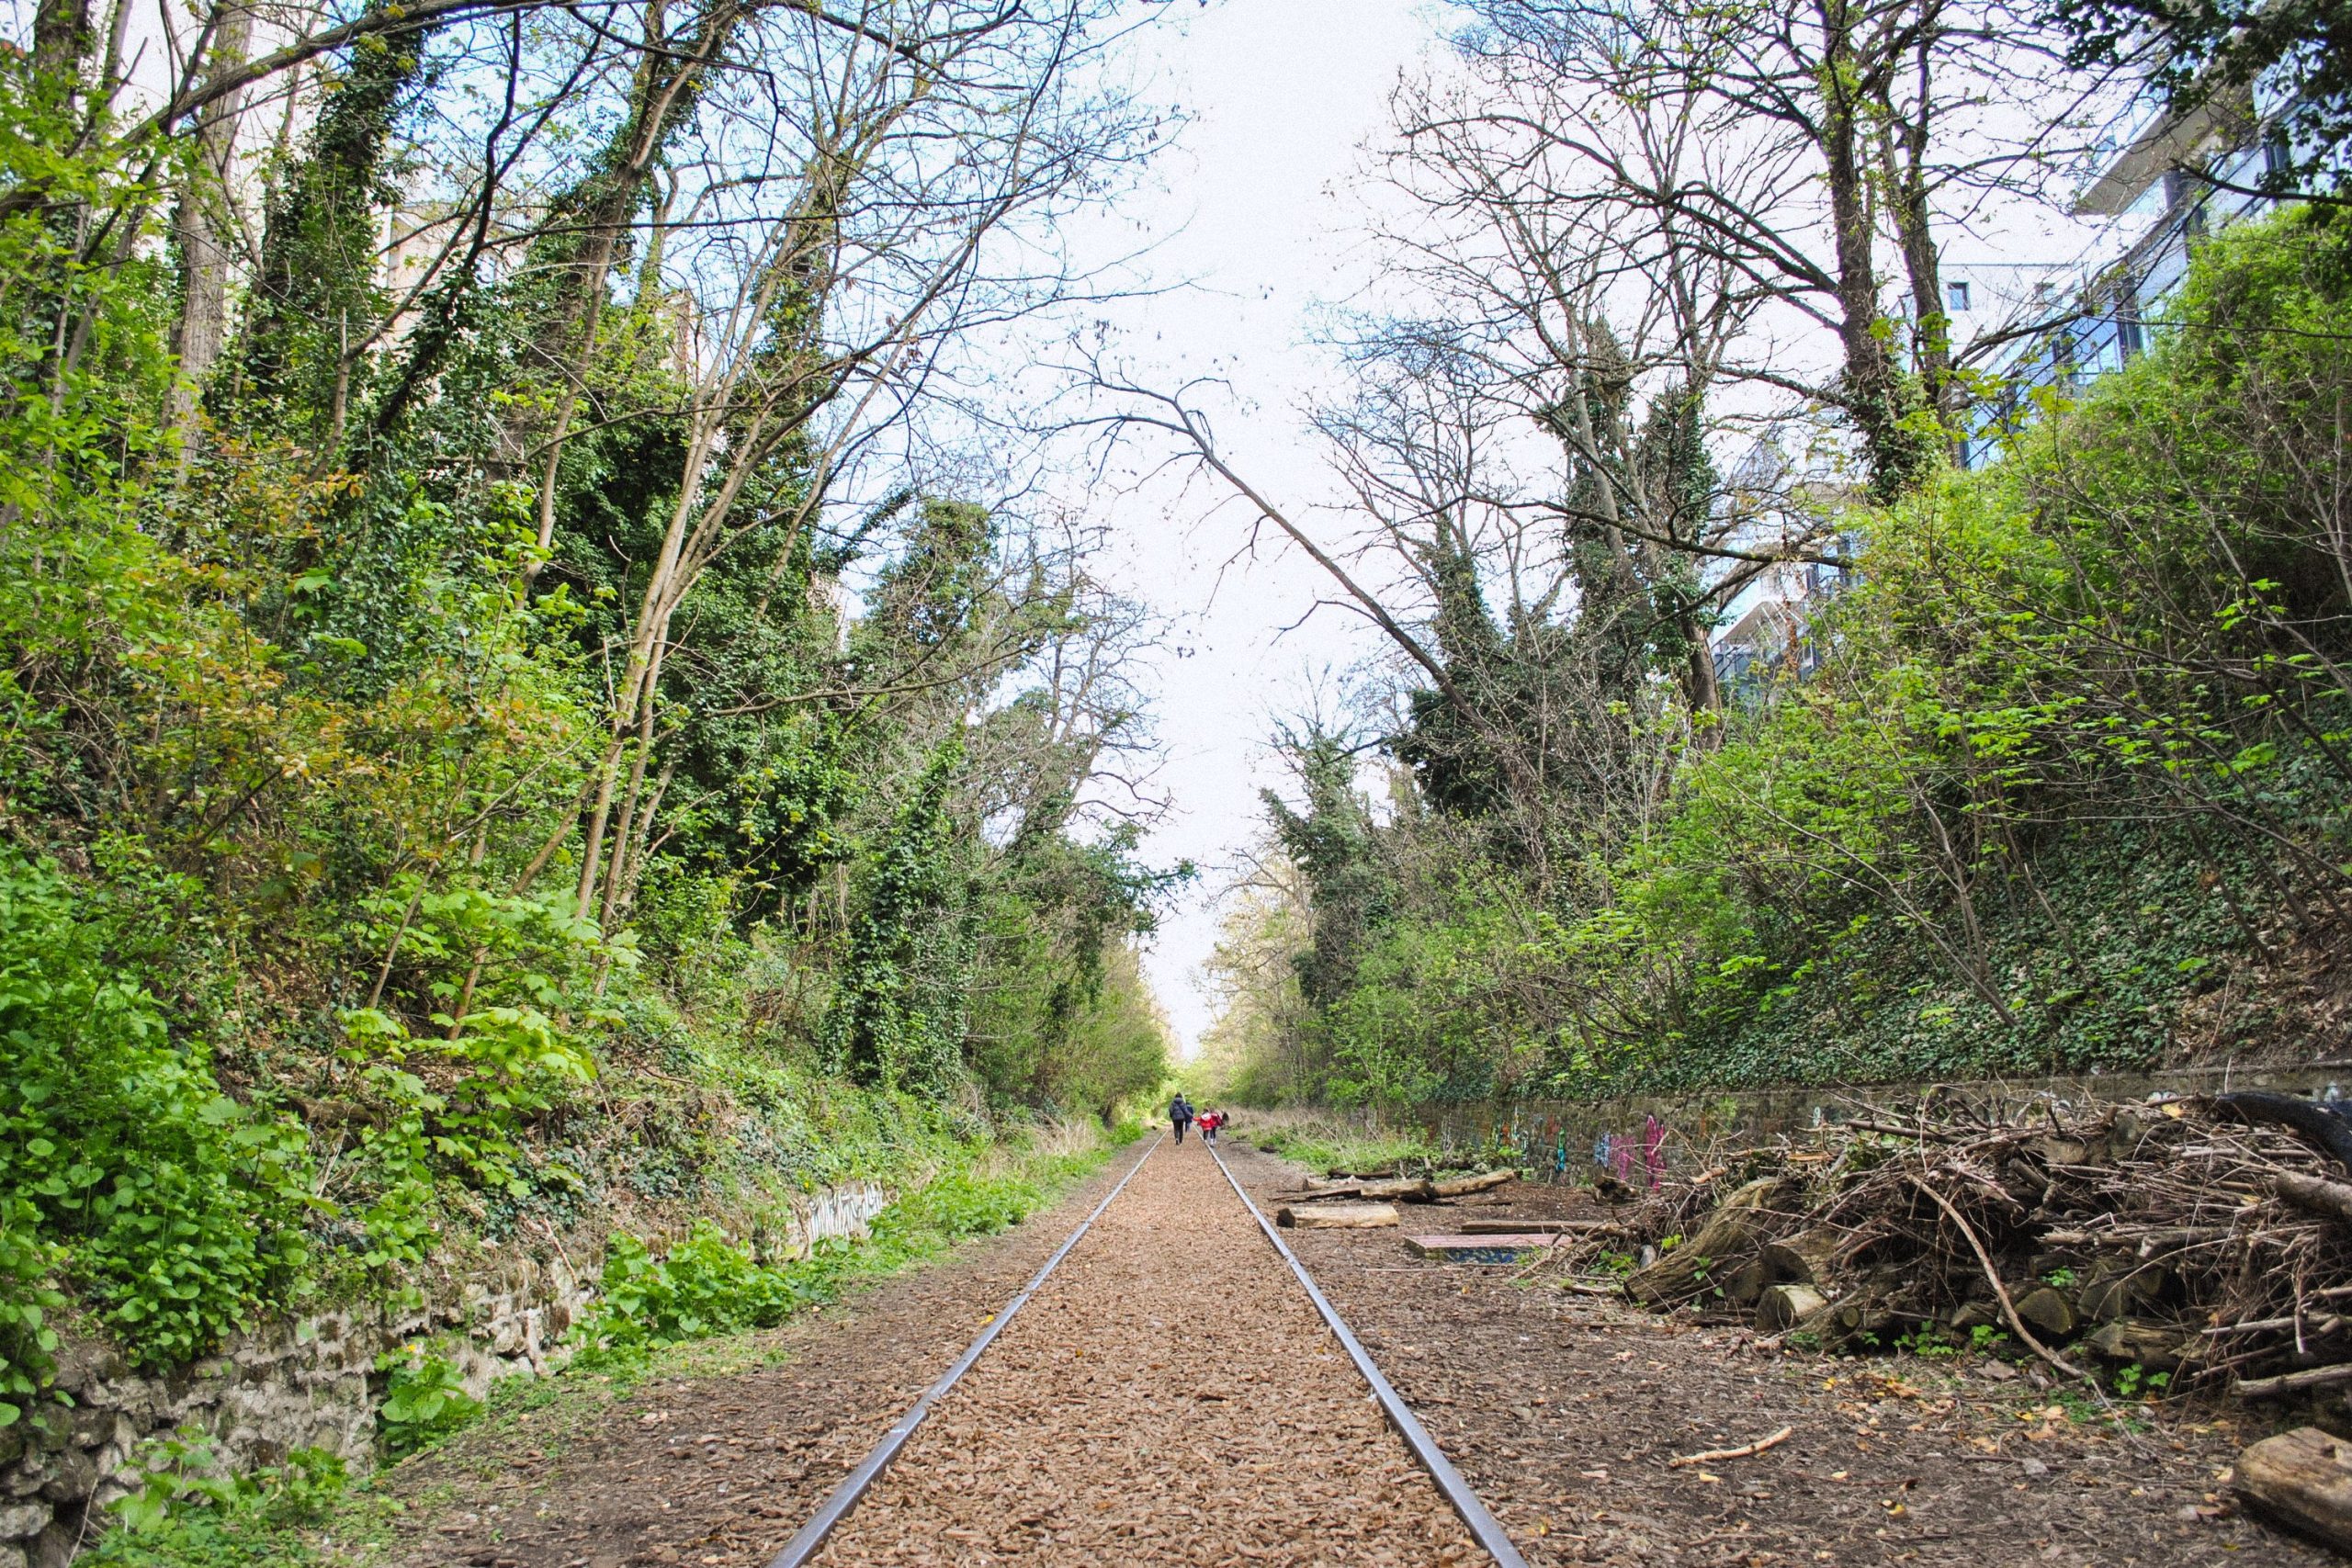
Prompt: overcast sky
<box><xmin>1049</xmin><ymin>0</ymin><xmax>1453</xmax><ymax>1055</ymax></box>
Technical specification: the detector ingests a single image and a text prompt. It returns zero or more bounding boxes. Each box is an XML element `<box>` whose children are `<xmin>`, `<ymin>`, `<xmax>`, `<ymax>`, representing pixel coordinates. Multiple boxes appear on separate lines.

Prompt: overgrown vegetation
<box><xmin>87</xmin><ymin>1119</ymin><xmax>1119</xmax><ymax>1565</ymax></box>
<box><xmin>576</xmin><ymin>1127</ymin><xmax>1108</xmax><ymax>1359</ymax></box>
<box><xmin>1199</xmin><ymin>211</ymin><xmax>2352</xmax><ymax>1108</ymax></box>
<box><xmin>0</xmin><ymin>1</ymin><xmax>1177</xmax><ymax>1432</ymax></box>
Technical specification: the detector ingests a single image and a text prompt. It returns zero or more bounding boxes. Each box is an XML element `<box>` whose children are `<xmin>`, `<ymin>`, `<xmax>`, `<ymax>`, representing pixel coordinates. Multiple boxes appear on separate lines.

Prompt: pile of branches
<box><xmin>1596</xmin><ymin>1091</ymin><xmax>2352</xmax><ymax>1397</ymax></box>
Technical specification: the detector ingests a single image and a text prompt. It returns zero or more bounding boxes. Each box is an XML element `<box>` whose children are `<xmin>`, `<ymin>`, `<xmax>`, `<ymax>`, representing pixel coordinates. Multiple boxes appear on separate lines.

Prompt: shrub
<box><xmin>577</xmin><ymin>1223</ymin><xmax>816</xmax><ymax>1356</ymax></box>
<box><xmin>376</xmin><ymin>1347</ymin><xmax>483</xmax><ymax>1458</ymax></box>
<box><xmin>0</xmin><ymin>850</ymin><xmax>312</xmax><ymax>1396</ymax></box>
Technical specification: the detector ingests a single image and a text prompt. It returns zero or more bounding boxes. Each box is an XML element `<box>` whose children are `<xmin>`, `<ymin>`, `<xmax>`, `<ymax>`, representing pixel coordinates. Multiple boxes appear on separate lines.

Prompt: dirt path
<box><xmin>808</xmin><ymin>1135</ymin><xmax>1485</xmax><ymax>1566</ymax></box>
<box><xmin>358</xmin><ymin>1136</ymin><xmax>2325</xmax><ymax>1568</ymax></box>
<box><xmin>1226</xmin><ymin>1143</ymin><xmax>2325</xmax><ymax>1568</ymax></box>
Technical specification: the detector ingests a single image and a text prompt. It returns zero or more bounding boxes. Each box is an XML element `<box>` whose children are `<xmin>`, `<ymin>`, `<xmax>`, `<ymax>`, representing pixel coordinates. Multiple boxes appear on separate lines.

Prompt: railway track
<box><xmin>765</xmin><ymin>1134</ymin><xmax>1529</xmax><ymax>1567</ymax></box>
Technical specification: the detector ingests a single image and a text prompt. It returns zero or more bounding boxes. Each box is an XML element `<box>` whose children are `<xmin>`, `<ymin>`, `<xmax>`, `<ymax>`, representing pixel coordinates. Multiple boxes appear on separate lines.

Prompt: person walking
<box><xmin>1169</xmin><ymin>1092</ymin><xmax>1194</xmax><ymax>1143</ymax></box>
<box><xmin>1198</xmin><ymin>1109</ymin><xmax>1222</xmax><ymax>1146</ymax></box>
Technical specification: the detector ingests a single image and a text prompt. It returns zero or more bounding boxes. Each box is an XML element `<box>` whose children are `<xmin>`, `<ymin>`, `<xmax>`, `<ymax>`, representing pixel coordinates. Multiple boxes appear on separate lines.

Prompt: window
<box><xmin>1947</xmin><ymin>280</ymin><xmax>1971</xmax><ymax>312</ymax></box>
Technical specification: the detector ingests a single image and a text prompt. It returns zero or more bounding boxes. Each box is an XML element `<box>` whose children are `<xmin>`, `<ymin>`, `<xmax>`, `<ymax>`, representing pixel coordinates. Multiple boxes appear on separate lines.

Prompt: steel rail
<box><xmin>1205</xmin><ymin>1140</ymin><xmax>1532</xmax><ymax>1568</ymax></box>
<box><xmin>764</xmin><ymin>1132</ymin><xmax>1165</xmax><ymax>1568</ymax></box>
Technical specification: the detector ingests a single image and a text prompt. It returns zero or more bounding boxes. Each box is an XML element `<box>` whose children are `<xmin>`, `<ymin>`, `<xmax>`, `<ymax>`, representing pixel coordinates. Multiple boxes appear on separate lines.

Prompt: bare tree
<box><xmin>567</xmin><ymin>0</ymin><xmax>1163</xmax><ymax>929</ymax></box>
<box><xmin>1445</xmin><ymin>0</ymin><xmax>2108</xmax><ymax>495</ymax></box>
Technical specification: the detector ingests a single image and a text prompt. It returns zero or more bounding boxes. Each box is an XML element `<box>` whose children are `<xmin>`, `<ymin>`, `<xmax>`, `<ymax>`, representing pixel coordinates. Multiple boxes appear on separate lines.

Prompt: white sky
<box><xmin>1061</xmin><ymin>0</ymin><xmax>1452</xmax><ymax>1055</ymax></box>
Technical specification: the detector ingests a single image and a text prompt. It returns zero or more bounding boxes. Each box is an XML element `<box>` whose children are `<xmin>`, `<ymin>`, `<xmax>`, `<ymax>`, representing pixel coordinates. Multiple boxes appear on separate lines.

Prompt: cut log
<box><xmin>2234</xmin><ymin>1427</ymin><xmax>2352</xmax><ymax>1550</ymax></box>
<box><xmin>1724</xmin><ymin>1258</ymin><xmax>1772</xmax><ymax>1307</ymax></box>
<box><xmin>1758</xmin><ymin>1226</ymin><xmax>1849</xmax><ymax>1289</ymax></box>
<box><xmin>1624</xmin><ymin>1176</ymin><xmax>1790</xmax><ymax>1308</ymax></box>
<box><xmin>1276</xmin><ymin>1202</ymin><xmax>1398</xmax><ymax>1229</ymax></box>
<box><xmin>1758</xmin><ymin>1283</ymin><xmax>1828</xmax><ymax>1333</ymax></box>
<box><xmin>1294</xmin><ymin>1177</ymin><xmax>1436</xmax><ymax>1203</ymax></box>
<box><xmin>1792</xmin><ymin>1291</ymin><xmax>1893</xmax><ymax>1351</ymax></box>
<box><xmin>1361</xmin><ymin>1176</ymin><xmax>1436</xmax><ymax>1201</ymax></box>
<box><xmin>2011</xmin><ymin>1285</ymin><xmax>2078</xmax><ymax>1338</ymax></box>
<box><xmin>2235</xmin><ymin>1362</ymin><xmax>2352</xmax><ymax>1399</ymax></box>
<box><xmin>1430</xmin><ymin>1169</ymin><xmax>1518</xmax><ymax>1200</ymax></box>
<box><xmin>1948</xmin><ymin>1298</ymin><xmax>2002</xmax><ymax>1333</ymax></box>
<box><xmin>2276</xmin><ymin>1171</ymin><xmax>2352</xmax><ymax>1227</ymax></box>
<box><xmin>2082</xmin><ymin>1318</ymin><xmax>2190</xmax><ymax>1370</ymax></box>
<box><xmin>2077</xmin><ymin>1274</ymin><xmax>2132</xmax><ymax>1323</ymax></box>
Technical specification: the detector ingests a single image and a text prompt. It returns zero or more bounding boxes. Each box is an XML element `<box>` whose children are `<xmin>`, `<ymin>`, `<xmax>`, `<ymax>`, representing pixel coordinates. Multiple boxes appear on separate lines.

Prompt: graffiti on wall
<box><xmin>1595</xmin><ymin>1115</ymin><xmax>1668</xmax><ymax>1189</ymax></box>
<box><xmin>1465</xmin><ymin>1109</ymin><xmax>1673</xmax><ymax>1189</ymax></box>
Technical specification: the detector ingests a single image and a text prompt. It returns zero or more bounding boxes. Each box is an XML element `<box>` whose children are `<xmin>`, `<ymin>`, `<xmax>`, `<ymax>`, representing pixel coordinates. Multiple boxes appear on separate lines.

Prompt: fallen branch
<box><xmin>1841</xmin><ymin>1119</ymin><xmax>1963</xmax><ymax>1145</ymax></box>
<box><xmin>2234</xmin><ymin>1362</ymin><xmax>2352</xmax><ymax>1399</ymax></box>
<box><xmin>1911</xmin><ymin>1176</ymin><xmax>2091</xmax><ymax>1382</ymax></box>
<box><xmin>1668</xmin><ymin>1427</ymin><xmax>1794</xmax><ymax>1468</ymax></box>
<box><xmin>2275</xmin><ymin>1171</ymin><xmax>2352</xmax><ymax>1226</ymax></box>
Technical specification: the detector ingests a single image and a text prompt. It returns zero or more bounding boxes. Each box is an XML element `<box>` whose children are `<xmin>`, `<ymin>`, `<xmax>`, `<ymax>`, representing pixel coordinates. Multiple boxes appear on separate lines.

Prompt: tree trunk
<box><xmin>1815</xmin><ymin>0</ymin><xmax>1922</xmax><ymax>499</ymax></box>
<box><xmin>169</xmin><ymin>2</ymin><xmax>254</xmax><ymax>443</ymax></box>
<box><xmin>1295</xmin><ymin>1176</ymin><xmax>1437</xmax><ymax>1203</ymax></box>
<box><xmin>524</xmin><ymin>0</ymin><xmax>748</xmax><ymax>581</ymax></box>
<box><xmin>1431</xmin><ymin>1169</ymin><xmax>1518</xmax><ymax>1200</ymax></box>
<box><xmin>1625</xmin><ymin>1176</ymin><xmax>1790</xmax><ymax>1306</ymax></box>
<box><xmin>1878</xmin><ymin>40</ymin><xmax>1956</xmax><ymax>447</ymax></box>
<box><xmin>29</xmin><ymin>0</ymin><xmax>92</xmax><ymax>85</ymax></box>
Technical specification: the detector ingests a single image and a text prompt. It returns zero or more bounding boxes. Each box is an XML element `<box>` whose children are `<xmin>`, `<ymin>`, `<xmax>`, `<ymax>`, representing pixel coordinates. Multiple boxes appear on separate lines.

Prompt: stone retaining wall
<box><xmin>0</xmin><ymin>1181</ymin><xmax>888</xmax><ymax>1568</ymax></box>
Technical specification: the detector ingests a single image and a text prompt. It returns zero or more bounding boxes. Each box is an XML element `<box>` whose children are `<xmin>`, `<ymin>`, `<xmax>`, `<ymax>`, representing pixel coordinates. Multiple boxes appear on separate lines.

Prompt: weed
<box><xmin>91</xmin><ymin>1430</ymin><xmax>346</xmax><ymax>1567</ymax></box>
<box><xmin>376</xmin><ymin>1348</ymin><xmax>481</xmax><ymax>1458</ymax></box>
<box><xmin>1896</xmin><ymin>1325</ymin><xmax>1962</xmax><ymax>1359</ymax></box>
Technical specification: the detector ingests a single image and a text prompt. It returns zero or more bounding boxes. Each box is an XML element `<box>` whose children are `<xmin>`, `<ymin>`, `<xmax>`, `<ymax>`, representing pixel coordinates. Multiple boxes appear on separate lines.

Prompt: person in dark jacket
<box><xmin>1170</xmin><ymin>1093</ymin><xmax>1194</xmax><ymax>1143</ymax></box>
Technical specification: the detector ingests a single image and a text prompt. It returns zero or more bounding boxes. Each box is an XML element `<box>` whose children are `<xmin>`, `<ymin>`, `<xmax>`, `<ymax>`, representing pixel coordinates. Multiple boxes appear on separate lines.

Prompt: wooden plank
<box><xmin>1405</xmin><ymin>1234</ymin><xmax>1561</xmax><ymax>1263</ymax></box>
<box><xmin>1457</xmin><ymin>1218</ymin><xmax>1621</xmax><ymax>1235</ymax></box>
